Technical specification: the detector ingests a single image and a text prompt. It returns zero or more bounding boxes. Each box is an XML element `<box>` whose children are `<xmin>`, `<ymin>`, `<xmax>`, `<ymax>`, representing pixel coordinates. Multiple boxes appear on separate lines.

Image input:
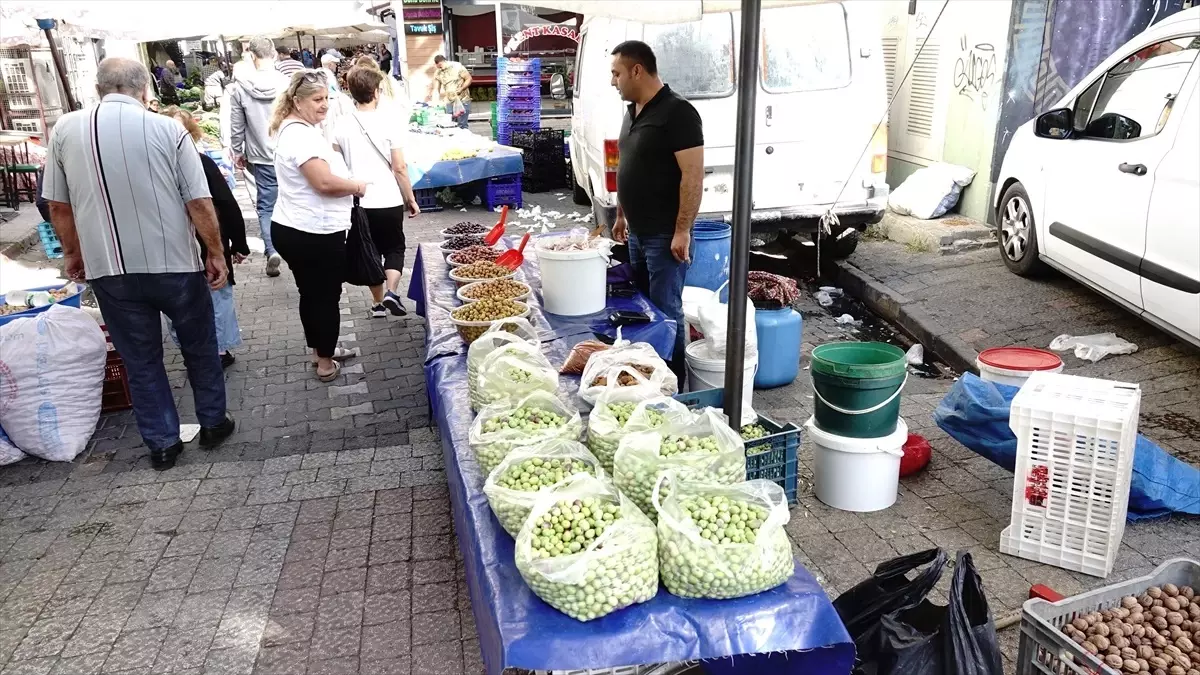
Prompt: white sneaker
<box><xmin>265</xmin><ymin>253</ymin><xmax>282</xmax><ymax>277</ymax></box>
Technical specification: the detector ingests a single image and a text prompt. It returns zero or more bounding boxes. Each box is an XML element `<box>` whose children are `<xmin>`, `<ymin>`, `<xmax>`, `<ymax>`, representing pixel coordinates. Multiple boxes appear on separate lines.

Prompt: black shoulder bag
<box><xmin>341</xmin><ymin>114</ymin><xmax>387</xmax><ymax>287</ymax></box>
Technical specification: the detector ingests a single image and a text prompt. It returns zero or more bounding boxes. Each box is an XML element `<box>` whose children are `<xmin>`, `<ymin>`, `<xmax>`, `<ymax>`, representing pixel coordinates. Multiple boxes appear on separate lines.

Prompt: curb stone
<box><xmin>0</xmin><ymin>225</ymin><xmax>39</xmax><ymax>259</ymax></box>
<box><xmin>834</xmin><ymin>258</ymin><xmax>981</xmax><ymax>376</ymax></box>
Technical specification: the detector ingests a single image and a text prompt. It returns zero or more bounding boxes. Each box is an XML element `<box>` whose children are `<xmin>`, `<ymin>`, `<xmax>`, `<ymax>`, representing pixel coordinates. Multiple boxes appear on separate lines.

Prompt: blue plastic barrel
<box><xmin>685</xmin><ymin>220</ymin><xmax>731</xmax><ymax>295</ymax></box>
<box><xmin>754</xmin><ymin>306</ymin><xmax>803</xmax><ymax>389</ymax></box>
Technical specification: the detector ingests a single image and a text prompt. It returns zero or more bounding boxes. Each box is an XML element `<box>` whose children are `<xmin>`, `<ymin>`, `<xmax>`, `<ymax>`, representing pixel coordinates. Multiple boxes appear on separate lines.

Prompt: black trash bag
<box><xmin>875</xmin><ymin>550</ymin><xmax>1004</xmax><ymax>675</ymax></box>
<box><xmin>833</xmin><ymin>548</ymin><xmax>949</xmax><ymax>669</ymax></box>
<box><xmin>345</xmin><ymin>200</ymin><xmax>385</xmax><ymax>287</ymax></box>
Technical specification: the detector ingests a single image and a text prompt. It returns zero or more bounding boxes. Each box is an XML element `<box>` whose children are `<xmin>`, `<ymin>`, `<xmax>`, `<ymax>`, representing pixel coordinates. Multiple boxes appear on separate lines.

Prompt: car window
<box><xmin>761</xmin><ymin>3</ymin><xmax>852</xmax><ymax>93</ymax></box>
<box><xmin>574</xmin><ymin>32</ymin><xmax>587</xmax><ymax>96</ymax></box>
<box><xmin>644</xmin><ymin>14</ymin><xmax>735</xmax><ymax>98</ymax></box>
<box><xmin>1073</xmin><ymin>35</ymin><xmax>1200</xmax><ymax>141</ymax></box>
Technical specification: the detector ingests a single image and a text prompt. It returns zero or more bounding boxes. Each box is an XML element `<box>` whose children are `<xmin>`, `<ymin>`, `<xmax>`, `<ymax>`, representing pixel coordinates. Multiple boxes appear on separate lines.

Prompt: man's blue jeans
<box><xmin>91</xmin><ymin>272</ymin><xmax>227</xmax><ymax>452</ymax></box>
<box><xmin>628</xmin><ymin>232</ymin><xmax>693</xmax><ymax>381</ymax></box>
<box><xmin>445</xmin><ymin>101</ymin><xmax>471</xmax><ymax>129</ymax></box>
<box><xmin>249</xmin><ymin>162</ymin><xmax>278</xmax><ymax>256</ymax></box>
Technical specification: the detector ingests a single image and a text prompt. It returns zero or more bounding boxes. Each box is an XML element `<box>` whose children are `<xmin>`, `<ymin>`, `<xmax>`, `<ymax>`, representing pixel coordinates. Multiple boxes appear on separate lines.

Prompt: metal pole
<box><xmin>296</xmin><ymin>32</ymin><xmax>304</xmax><ymax>53</ymax></box>
<box><xmin>722</xmin><ymin>0</ymin><xmax>762</xmax><ymax>428</ymax></box>
<box><xmin>36</xmin><ymin>19</ymin><xmax>80</xmax><ymax>112</ymax></box>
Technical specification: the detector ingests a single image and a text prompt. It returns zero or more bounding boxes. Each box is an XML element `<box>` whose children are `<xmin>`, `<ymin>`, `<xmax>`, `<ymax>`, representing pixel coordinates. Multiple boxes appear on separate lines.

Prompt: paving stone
<box><xmin>102</xmin><ymin>627</ymin><xmax>166</xmax><ymax>672</ymax></box>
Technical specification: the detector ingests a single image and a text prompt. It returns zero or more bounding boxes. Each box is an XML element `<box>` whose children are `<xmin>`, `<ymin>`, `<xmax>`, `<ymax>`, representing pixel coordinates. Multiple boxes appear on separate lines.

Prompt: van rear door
<box><xmin>752</xmin><ymin>2</ymin><xmax>885</xmax><ymax>211</ymax></box>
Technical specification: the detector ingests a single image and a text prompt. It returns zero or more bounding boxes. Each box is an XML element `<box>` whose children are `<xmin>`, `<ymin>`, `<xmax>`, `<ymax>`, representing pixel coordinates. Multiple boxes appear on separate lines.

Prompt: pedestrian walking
<box><xmin>609</xmin><ymin>40</ymin><xmax>704</xmax><ymax>382</ymax></box>
<box><xmin>334</xmin><ymin>65</ymin><xmax>420</xmax><ymax>318</ymax></box>
<box><xmin>275</xmin><ymin>45</ymin><xmax>304</xmax><ymax>78</ymax></box>
<box><xmin>40</xmin><ymin>57</ymin><xmax>235</xmax><ymax>470</ymax></box>
<box><xmin>164</xmin><ymin>106</ymin><xmax>251</xmax><ymax>367</ymax></box>
<box><xmin>228</xmin><ymin>35</ymin><xmax>288</xmax><ymax>277</ymax></box>
<box><xmin>269</xmin><ymin>71</ymin><xmax>367</xmax><ymax>382</ymax></box>
<box><xmin>428</xmin><ymin>55</ymin><xmax>472</xmax><ymax>129</ymax></box>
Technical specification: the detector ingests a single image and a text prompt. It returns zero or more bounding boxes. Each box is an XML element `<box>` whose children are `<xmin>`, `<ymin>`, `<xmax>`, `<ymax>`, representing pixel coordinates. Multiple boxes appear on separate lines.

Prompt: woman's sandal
<box><xmin>311</xmin><ymin>347</ymin><xmax>355</xmax><ymax>368</ymax></box>
<box><xmin>317</xmin><ymin>361</ymin><xmax>341</xmax><ymax>382</ymax></box>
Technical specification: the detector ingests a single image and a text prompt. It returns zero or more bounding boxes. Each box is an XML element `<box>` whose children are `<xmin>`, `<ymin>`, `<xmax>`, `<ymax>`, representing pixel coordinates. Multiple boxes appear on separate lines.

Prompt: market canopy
<box><xmin>527</xmin><ymin>0</ymin><xmax>821</xmax><ymax>23</ymax></box>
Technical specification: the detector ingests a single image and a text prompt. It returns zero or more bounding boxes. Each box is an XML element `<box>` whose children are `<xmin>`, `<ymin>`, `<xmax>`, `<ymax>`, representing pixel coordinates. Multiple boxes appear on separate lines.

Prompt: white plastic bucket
<box><xmin>685</xmin><ymin>339</ymin><xmax>757</xmax><ymax>427</ymax></box>
<box><xmin>537</xmin><ymin>248</ymin><xmax>606</xmax><ymax>316</ymax></box>
<box><xmin>806</xmin><ymin>416</ymin><xmax>908</xmax><ymax>513</ymax></box>
<box><xmin>976</xmin><ymin>359</ymin><xmax>1064</xmax><ymax>387</ymax></box>
<box><xmin>681</xmin><ymin>286</ymin><xmax>714</xmax><ymax>344</ymax></box>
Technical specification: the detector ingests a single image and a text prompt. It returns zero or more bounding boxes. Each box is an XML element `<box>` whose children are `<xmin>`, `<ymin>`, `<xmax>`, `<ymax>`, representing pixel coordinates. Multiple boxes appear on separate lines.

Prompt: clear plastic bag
<box><xmin>559</xmin><ymin>339</ymin><xmax>609</xmax><ymax>375</ymax></box>
<box><xmin>587</xmin><ymin>391</ymin><xmax>694</xmax><ymax>474</ymax></box>
<box><xmin>468</xmin><ymin>391</ymin><xmax>583</xmax><ymax>475</ymax></box>
<box><xmin>483</xmin><ymin>438</ymin><xmax>605</xmax><ymax>537</ymax></box>
<box><xmin>515</xmin><ymin>473</ymin><xmax>658</xmax><ymax>621</ymax></box>
<box><xmin>696</xmin><ymin>280</ymin><xmax>757</xmax><ymax>360</ymax></box>
<box><xmin>472</xmin><ymin>340</ymin><xmax>558</xmax><ymax>410</ymax></box>
<box><xmin>612</xmin><ymin>407</ymin><xmax>746</xmax><ymax>520</ymax></box>
<box><xmin>652</xmin><ymin>474</ymin><xmax>792</xmax><ymax>599</ymax></box>
<box><xmin>579</xmin><ymin>341</ymin><xmax>678</xmax><ymax>406</ymax></box>
<box><xmin>467</xmin><ymin>318</ymin><xmax>539</xmax><ymax>404</ymax></box>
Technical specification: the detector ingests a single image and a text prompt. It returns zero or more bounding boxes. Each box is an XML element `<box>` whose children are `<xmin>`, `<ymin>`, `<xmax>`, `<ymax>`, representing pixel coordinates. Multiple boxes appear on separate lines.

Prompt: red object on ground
<box><xmin>1029</xmin><ymin>584</ymin><xmax>1065</xmax><ymax>602</ymax></box>
<box><xmin>899</xmin><ymin>433</ymin><xmax>932</xmax><ymax>477</ymax></box>
<box><xmin>977</xmin><ymin>346</ymin><xmax>1063</xmax><ymax>372</ymax></box>
<box><xmin>99</xmin><ymin>325</ymin><xmax>132</xmax><ymax>413</ymax></box>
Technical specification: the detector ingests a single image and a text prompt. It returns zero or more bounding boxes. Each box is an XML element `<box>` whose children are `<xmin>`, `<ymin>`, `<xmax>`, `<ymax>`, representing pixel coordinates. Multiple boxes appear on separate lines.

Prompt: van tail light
<box><xmin>870</xmin><ymin>124</ymin><xmax>887</xmax><ymax>174</ymax></box>
<box><xmin>604</xmin><ymin>139</ymin><xmax>619</xmax><ymax>192</ymax></box>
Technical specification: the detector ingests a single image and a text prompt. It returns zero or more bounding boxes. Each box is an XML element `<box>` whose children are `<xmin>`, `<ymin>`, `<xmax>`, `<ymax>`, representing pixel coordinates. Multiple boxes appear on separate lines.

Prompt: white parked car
<box><xmin>570</xmin><ymin>2</ymin><xmax>889</xmax><ymax>258</ymax></box>
<box><xmin>995</xmin><ymin>6</ymin><xmax>1200</xmax><ymax>346</ymax></box>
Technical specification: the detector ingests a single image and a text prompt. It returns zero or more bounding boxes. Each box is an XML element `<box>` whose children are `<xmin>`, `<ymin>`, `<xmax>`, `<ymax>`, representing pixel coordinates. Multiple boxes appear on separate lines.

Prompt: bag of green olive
<box><xmin>612</xmin><ymin>407</ymin><xmax>746</xmax><ymax>520</ymax></box>
<box><xmin>579</xmin><ymin>340</ymin><xmax>678</xmax><ymax>406</ymax></box>
<box><xmin>483</xmin><ymin>438</ymin><xmax>606</xmax><ymax>537</ymax></box>
<box><xmin>466</xmin><ymin>318</ymin><xmax>540</xmax><ymax>408</ymax></box>
<box><xmin>587</xmin><ymin>391</ymin><xmax>694</xmax><ymax>474</ymax></box>
<box><xmin>515</xmin><ymin>473</ymin><xmax>659</xmax><ymax>621</ymax></box>
<box><xmin>469</xmin><ymin>390</ymin><xmax>583</xmax><ymax>475</ymax></box>
<box><xmin>472</xmin><ymin>341</ymin><xmax>558</xmax><ymax>411</ymax></box>
<box><xmin>652</xmin><ymin>473</ymin><xmax>793</xmax><ymax>599</ymax></box>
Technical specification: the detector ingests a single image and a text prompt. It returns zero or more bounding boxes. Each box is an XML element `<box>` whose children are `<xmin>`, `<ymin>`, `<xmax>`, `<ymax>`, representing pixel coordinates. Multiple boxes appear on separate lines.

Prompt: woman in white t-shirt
<box><xmin>334</xmin><ymin>64</ymin><xmax>420</xmax><ymax>318</ymax></box>
<box><xmin>268</xmin><ymin>71</ymin><xmax>367</xmax><ymax>382</ymax></box>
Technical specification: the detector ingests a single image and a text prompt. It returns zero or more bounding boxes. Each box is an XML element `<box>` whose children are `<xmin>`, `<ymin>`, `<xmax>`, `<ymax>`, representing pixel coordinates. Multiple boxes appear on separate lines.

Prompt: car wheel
<box><xmin>810</xmin><ymin>227</ymin><xmax>860</xmax><ymax>259</ymax></box>
<box><xmin>997</xmin><ymin>183</ymin><xmax>1047</xmax><ymax>276</ymax></box>
<box><xmin>572</xmin><ymin>173</ymin><xmax>591</xmax><ymax>206</ymax></box>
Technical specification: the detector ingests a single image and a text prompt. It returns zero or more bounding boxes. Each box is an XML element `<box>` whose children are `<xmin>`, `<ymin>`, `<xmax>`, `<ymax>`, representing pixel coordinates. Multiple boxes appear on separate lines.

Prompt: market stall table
<box><xmin>409</xmin><ymin>241</ymin><xmax>855</xmax><ymax>675</ymax></box>
<box><xmin>404</xmin><ymin>129</ymin><xmax>524</xmax><ymax>191</ymax></box>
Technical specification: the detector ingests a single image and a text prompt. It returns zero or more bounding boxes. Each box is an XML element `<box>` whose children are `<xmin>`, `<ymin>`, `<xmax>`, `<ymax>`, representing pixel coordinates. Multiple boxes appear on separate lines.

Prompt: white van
<box><xmin>569</xmin><ymin>2</ymin><xmax>889</xmax><ymax>257</ymax></box>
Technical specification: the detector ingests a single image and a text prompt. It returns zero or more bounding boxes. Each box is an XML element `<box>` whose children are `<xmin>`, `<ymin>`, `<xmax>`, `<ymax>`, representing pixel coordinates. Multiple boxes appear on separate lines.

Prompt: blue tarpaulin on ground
<box><xmin>424</xmin><ymin>349</ymin><xmax>855</xmax><ymax>675</ymax></box>
<box><xmin>407</xmin><ymin>241</ymin><xmax>678</xmax><ymax>364</ymax></box>
<box><xmin>934</xmin><ymin>373</ymin><xmax>1200</xmax><ymax>521</ymax></box>
<box><xmin>410</xmin><ymin>147</ymin><xmax>524</xmax><ymax>190</ymax></box>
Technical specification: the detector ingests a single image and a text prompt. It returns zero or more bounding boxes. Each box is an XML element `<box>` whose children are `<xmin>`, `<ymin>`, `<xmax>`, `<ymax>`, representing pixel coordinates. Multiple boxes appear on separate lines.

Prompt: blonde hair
<box><xmin>351</xmin><ymin>55</ymin><xmax>393</xmax><ymax>100</ymax></box>
<box><xmin>161</xmin><ymin>105</ymin><xmax>202</xmax><ymax>142</ymax></box>
<box><xmin>268</xmin><ymin>70</ymin><xmax>326</xmax><ymax>135</ymax></box>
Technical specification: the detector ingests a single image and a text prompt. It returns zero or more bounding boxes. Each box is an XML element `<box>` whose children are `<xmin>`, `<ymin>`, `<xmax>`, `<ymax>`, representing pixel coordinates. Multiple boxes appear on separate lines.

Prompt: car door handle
<box><xmin>1119</xmin><ymin>162</ymin><xmax>1147</xmax><ymax>176</ymax></box>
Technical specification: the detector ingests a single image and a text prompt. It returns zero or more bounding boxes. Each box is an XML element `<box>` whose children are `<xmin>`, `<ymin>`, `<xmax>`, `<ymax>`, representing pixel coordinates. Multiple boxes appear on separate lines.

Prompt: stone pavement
<box><xmin>1</xmin><ymin>181</ymin><xmax>1197</xmax><ymax>674</ymax></box>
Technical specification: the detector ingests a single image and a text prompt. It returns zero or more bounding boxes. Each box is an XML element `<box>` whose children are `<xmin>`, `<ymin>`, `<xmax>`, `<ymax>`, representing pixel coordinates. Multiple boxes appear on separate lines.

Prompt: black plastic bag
<box><xmin>833</xmin><ymin>548</ymin><xmax>948</xmax><ymax>669</ymax></box>
<box><xmin>345</xmin><ymin>200</ymin><xmax>385</xmax><ymax>287</ymax></box>
<box><xmin>875</xmin><ymin>550</ymin><xmax>1003</xmax><ymax>675</ymax></box>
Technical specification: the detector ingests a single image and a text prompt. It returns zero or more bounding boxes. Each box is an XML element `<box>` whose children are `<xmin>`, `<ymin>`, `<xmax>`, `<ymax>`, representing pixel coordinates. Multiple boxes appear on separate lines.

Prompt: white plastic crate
<box><xmin>1000</xmin><ymin>371</ymin><xmax>1140</xmax><ymax>578</ymax></box>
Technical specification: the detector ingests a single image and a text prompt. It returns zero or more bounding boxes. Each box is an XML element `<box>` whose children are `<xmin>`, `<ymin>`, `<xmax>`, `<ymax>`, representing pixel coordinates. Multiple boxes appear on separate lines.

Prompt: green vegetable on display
<box><xmin>659</xmin><ymin>434</ymin><xmax>720</xmax><ymax>457</ymax></box>
<box><xmin>485</xmin><ymin>450</ymin><xmax>600</xmax><ymax>537</ymax></box>
<box><xmin>614</xmin><ymin>429</ymin><xmax>745</xmax><ymax>520</ymax></box>
<box><xmin>482</xmin><ymin>406</ymin><xmax>566</xmax><ymax>434</ymax></box>
<box><xmin>470</xmin><ymin>394</ymin><xmax>582</xmax><ymax>475</ymax></box>
<box><xmin>740</xmin><ymin>424</ymin><xmax>768</xmax><ymax>441</ymax></box>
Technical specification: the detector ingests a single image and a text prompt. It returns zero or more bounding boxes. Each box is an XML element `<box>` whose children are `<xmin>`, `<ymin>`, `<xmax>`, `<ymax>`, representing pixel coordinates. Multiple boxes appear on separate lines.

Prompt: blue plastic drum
<box><xmin>685</xmin><ymin>220</ymin><xmax>731</xmax><ymax>296</ymax></box>
<box><xmin>754</xmin><ymin>306</ymin><xmax>803</xmax><ymax>389</ymax></box>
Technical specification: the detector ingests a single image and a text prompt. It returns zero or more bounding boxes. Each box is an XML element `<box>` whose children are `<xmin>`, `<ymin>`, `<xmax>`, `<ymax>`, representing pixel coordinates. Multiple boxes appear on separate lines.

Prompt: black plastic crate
<box><xmin>673</xmin><ymin>388</ymin><xmax>800</xmax><ymax>504</ymax></box>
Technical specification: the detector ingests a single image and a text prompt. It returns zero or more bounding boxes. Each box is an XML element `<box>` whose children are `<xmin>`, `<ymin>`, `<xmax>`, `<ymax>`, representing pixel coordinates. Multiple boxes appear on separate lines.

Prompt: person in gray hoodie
<box><xmin>229</xmin><ymin>36</ymin><xmax>289</xmax><ymax>277</ymax></box>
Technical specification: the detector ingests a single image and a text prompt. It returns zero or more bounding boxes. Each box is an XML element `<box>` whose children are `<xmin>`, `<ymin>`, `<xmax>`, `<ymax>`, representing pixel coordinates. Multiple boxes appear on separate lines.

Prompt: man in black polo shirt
<box><xmin>610</xmin><ymin>40</ymin><xmax>704</xmax><ymax>379</ymax></box>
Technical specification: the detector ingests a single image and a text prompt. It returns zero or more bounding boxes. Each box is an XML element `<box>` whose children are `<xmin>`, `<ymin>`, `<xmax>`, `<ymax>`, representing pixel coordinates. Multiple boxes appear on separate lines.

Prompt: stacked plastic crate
<box><xmin>511</xmin><ymin>130</ymin><xmax>567</xmax><ymax>193</ymax></box>
<box><xmin>495</xmin><ymin>57</ymin><xmax>540</xmax><ymax>146</ymax></box>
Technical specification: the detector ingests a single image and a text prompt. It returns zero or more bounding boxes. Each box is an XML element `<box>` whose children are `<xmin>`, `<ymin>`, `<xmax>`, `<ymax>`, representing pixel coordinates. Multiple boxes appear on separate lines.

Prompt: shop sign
<box><xmin>503</xmin><ymin>24</ymin><xmax>579</xmax><ymax>54</ymax></box>
<box><xmin>403</xmin><ymin>7</ymin><xmax>442</xmax><ymax>20</ymax></box>
<box><xmin>405</xmin><ymin>22</ymin><xmax>443</xmax><ymax>35</ymax></box>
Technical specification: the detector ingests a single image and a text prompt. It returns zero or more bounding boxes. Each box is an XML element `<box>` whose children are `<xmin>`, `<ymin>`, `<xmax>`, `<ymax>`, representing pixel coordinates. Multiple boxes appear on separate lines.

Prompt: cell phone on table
<box><xmin>609</xmin><ymin>310</ymin><xmax>651</xmax><ymax>326</ymax></box>
<box><xmin>609</xmin><ymin>286</ymin><xmax>636</xmax><ymax>299</ymax></box>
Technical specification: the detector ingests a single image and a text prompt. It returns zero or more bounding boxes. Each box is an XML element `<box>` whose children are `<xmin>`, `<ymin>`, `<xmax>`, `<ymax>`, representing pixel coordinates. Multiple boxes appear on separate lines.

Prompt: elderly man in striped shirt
<box><xmin>276</xmin><ymin>45</ymin><xmax>304</xmax><ymax>78</ymax></box>
<box><xmin>42</xmin><ymin>57</ymin><xmax>236</xmax><ymax>470</ymax></box>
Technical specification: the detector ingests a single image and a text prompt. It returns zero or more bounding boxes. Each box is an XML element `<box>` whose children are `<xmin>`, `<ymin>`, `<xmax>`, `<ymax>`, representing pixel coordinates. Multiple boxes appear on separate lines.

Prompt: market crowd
<box><xmin>41</xmin><ymin>35</ymin><xmax>420</xmax><ymax>470</ymax></box>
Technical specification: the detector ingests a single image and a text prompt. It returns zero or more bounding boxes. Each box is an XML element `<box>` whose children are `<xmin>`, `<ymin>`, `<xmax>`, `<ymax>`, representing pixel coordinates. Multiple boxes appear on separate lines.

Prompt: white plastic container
<box><xmin>684</xmin><ymin>339</ymin><xmax>757</xmax><ymax>427</ymax></box>
<box><xmin>976</xmin><ymin>346</ymin><xmax>1063</xmax><ymax>387</ymax></box>
<box><xmin>805</xmin><ymin>417</ymin><xmax>908</xmax><ymax>513</ymax></box>
<box><xmin>681</xmin><ymin>286</ymin><xmax>714</xmax><ymax>344</ymax></box>
<box><xmin>537</xmin><ymin>248</ymin><xmax>606</xmax><ymax>316</ymax></box>
<box><xmin>1002</xmin><ymin>371</ymin><xmax>1140</xmax><ymax>578</ymax></box>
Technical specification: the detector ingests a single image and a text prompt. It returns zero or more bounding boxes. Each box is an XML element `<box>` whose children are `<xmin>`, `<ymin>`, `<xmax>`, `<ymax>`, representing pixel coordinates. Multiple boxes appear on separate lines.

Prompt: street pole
<box><xmin>36</xmin><ymin>19</ymin><xmax>80</xmax><ymax>112</ymax></box>
<box><xmin>722</xmin><ymin>0</ymin><xmax>762</xmax><ymax>428</ymax></box>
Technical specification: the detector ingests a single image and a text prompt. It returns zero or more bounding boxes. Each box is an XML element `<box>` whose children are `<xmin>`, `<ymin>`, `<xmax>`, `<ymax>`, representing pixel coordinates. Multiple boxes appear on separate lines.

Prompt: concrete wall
<box><xmin>883</xmin><ymin>0</ymin><xmax>1013</xmax><ymax>222</ymax></box>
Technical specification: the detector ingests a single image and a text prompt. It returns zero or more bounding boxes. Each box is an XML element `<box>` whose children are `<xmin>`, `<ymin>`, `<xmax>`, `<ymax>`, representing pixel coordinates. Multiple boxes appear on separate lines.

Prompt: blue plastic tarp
<box><xmin>407</xmin><ymin>241</ymin><xmax>678</xmax><ymax>364</ymax></box>
<box><xmin>424</xmin><ymin>349</ymin><xmax>855</xmax><ymax>674</ymax></box>
<box><xmin>410</xmin><ymin>147</ymin><xmax>524</xmax><ymax>190</ymax></box>
<box><xmin>934</xmin><ymin>373</ymin><xmax>1200</xmax><ymax>521</ymax></box>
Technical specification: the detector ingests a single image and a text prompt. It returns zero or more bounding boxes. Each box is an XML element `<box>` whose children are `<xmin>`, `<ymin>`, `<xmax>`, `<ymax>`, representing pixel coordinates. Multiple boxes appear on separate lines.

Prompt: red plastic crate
<box><xmin>100</xmin><ymin>325</ymin><xmax>132</xmax><ymax>412</ymax></box>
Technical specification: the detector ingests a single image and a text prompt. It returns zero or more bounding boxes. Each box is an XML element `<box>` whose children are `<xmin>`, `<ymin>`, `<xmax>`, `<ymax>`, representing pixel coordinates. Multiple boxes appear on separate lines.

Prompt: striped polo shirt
<box><xmin>276</xmin><ymin>58</ymin><xmax>304</xmax><ymax>79</ymax></box>
<box><xmin>41</xmin><ymin>93</ymin><xmax>211</xmax><ymax>279</ymax></box>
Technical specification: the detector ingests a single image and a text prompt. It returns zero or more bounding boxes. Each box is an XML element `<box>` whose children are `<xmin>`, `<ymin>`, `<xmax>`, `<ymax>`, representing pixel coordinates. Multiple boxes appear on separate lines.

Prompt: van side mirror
<box><xmin>550</xmin><ymin>73</ymin><xmax>566</xmax><ymax>100</ymax></box>
<box><xmin>1035</xmin><ymin>108</ymin><xmax>1074</xmax><ymax>139</ymax></box>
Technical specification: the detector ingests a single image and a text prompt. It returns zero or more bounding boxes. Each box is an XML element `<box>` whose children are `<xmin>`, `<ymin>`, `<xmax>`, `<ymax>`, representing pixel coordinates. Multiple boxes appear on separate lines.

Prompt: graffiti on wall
<box><xmin>953</xmin><ymin>35</ymin><xmax>999</xmax><ymax>108</ymax></box>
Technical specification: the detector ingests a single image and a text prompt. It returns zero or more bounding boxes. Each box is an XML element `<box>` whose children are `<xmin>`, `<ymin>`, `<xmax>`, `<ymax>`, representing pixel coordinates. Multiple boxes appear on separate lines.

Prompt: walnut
<box><xmin>1128</xmin><ymin>647</ymin><xmax>1146</xmax><ymax>659</ymax></box>
<box><xmin>1084</xmin><ymin>641</ymin><xmax>1099</xmax><ymax>654</ymax></box>
<box><xmin>1168</xmin><ymin>598</ymin><xmax>1183</xmax><ymax>612</ymax></box>
<box><xmin>1152</xmin><ymin>588</ymin><xmax>1167</xmax><ymax>600</ymax></box>
<box><xmin>1145</xmin><ymin>595</ymin><xmax>1159</xmax><ymax>608</ymax></box>
<box><xmin>1157</xmin><ymin>617</ymin><xmax>1172</xmax><ymax>630</ymax></box>
<box><xmin>1107</xmin><ymin>653</ymin><xmax>1132</xmax><ymax>668</ymax></box>
<box><xmin>1154</xmin><ymin>607</ymin><xmax>1170</xmax><ymax>619</ymax></box>
<box><xmin>1184</xmin><ymin>637</ymin><xmax>1199</xmax><ymax>654</ymax></box>
<box><xmin>1074</xmin><ymin>617</ymin><xmax>1091</xmax><ymax>632</ymax></box>
<box><xmin>1171</xmin><ymin>613</ymin><xmax>1187</xmax><ymax>627</ymax></box>
<box><xmin>1133</xmin><ymin>613</ymin><xmax>1147</xmax><ymax>625</ymax></box>
<box><xmin>1124</xmin><ymin>659</ymin><xmax>1144</xmax><ymax>673</ymax></box>
<box><xmin>1153</xmin><ymin>657</ymin><xmax>1172</xmax><ymax>671</ymax></box>
<box><xmin>1166</xmin><ymin>585</ymin><xmax>1181</xmax><ymax>598</ymax></box>
<box><xmin>1097</xmin><ymin>623</ymin><xmax>1113</xmax><ymax>637</ymax></box>
<box><xmin>1114</xmin><ymin>635</ymin><xmax>1131</xmax><ymax>650</ymax></box>
<box><xmin>1141</xmin><ymin>645</ymin><xmax>1158</xmax><ymax>659</ymax></box>
<box><xmin>1157</xmin><ymin>635</ymin><xmax>1172</xmax><ymax>648</ymax></box>
<box><xmin>1095</xmin><ymin>635</ymin><xmax>1112</xmax><ymax>651</ymax></box>
<box><xmin>1166</xmin><ymin>645</ymin><xmax>1185</xmax><ymax>659</ymax></box>
<box><xmin>1125</xmin><ymin>596</ymin><xmax>1143</xmax><ymax>609</ymax></box>
<box><xmin>1181</xmin><ymin>586</ymin><xmax>1195</xmax><ymax>600</ymax></box>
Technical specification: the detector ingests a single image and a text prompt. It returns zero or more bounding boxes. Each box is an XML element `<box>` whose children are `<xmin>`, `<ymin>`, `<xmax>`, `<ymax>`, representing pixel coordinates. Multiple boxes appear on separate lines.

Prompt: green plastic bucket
<box><xmin>810</xmin><ymin>342</ymin><xmax>907</xmax><ymax>438</ymax></box>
